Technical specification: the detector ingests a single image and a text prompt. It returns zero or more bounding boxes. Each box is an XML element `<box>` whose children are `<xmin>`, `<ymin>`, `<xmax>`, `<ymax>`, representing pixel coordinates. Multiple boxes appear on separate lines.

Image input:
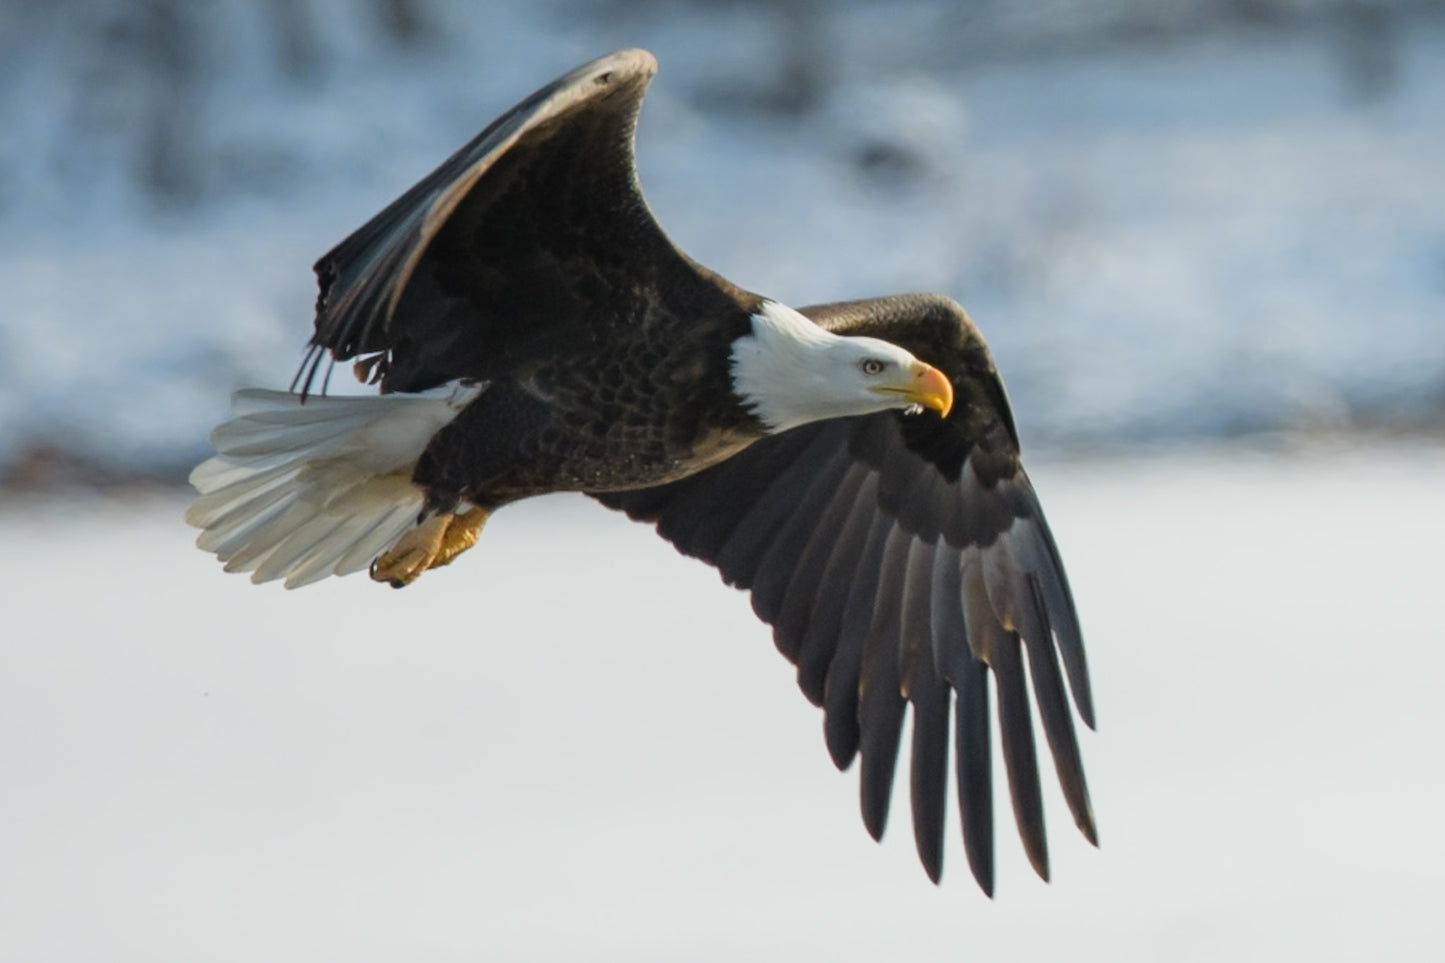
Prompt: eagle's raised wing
<box><xmin>297</xmin><ymin>48</ymin><xmax>754</xmax><ymax>397</ymax></box>
<box><xmin>592</xmin><ymin>294</ymin><xmax>1096</xmax><ymax>894</ymax></box>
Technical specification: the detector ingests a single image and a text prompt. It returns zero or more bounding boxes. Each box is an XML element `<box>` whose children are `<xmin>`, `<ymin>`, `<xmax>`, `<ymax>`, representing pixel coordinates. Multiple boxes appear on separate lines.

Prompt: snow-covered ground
<box><xmin>1</xmin><ymin>2</ymin><xmax>1442</xmax><ymax>477</ymax></box>
<box><xmin>4</xmin><ymin>443</ymin><xmax>1444</xmax><ymax>962</ymax></box>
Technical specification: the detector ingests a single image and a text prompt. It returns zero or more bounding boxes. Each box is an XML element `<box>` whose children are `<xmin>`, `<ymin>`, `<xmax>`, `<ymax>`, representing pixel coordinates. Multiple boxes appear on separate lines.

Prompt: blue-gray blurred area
<box><xmin>0</xmin><ymin>0</ymin><xmax>1441</xmax><ymax>484</ymax></box>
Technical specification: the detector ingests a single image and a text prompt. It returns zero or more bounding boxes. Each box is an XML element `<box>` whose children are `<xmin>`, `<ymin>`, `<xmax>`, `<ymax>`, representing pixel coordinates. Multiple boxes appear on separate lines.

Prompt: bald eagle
<box><xmin>187</xmin><ymin>49</ymin><xmax>1095</xmax><ymax>894</ymax></box>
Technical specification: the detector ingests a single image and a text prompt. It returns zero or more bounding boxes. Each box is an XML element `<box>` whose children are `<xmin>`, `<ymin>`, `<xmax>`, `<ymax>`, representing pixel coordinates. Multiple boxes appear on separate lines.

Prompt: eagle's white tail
<box><xmin>186</xmin><ymin>386</ymin><xmax>476</xmax><ymax>589</ymax></box>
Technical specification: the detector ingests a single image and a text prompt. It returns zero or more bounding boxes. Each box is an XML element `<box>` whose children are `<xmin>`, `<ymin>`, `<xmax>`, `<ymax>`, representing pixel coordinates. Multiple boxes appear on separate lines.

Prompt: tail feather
<box><xmin>285</xmin><ymin>507</ymin><xmax>401</xmax><ymax>588</ymax></box>
<box><xmin>211</xmin><ymin>418</ymin><xmax>371</xmax><ymax>457</ymax></box>
<box><xmin>190</xmin><ymin>452</ymin><xmax>293</xmax><ymax>492</ymax></box>
<box><xmin>253</xmin><ymin>508</ymin><xmax>368</xmax><ymax>585</ymax></box>
<box><xmin>188</xmin><ymin>385</ymin><xmax>477</xmax><ymax>588</ymax></box>
<box><xmin>204</xmin><ymin>493</ymin><xmax>300</xmax><ymax>560</ymax></box>
<box><xmin>230</xmin><ymin>392</ymin><xmax>392</xmax><ymax>423</ymax></box>
<box><xmin>221</xmin><ymin>501</ymin><xmax>323</xmax><ymax>573</ymax></box>
<box><xmin>229</xmin><ymin>387</ymin><xmax>389</xmax><ymax>414</ymax></box>
<box><xmin>334</xmin><ymin>500</ymin><xmax>423</xmax><ymax>575</ymax></box>
<box><xmin>195</xmin><ymin>477</ymin><xmax>301</xmax><ymax>555</ymax></box>
<box><xmin>189</xmin><ymin>460</ymin><xmax>302</xmax><ymax>531</ymax></box>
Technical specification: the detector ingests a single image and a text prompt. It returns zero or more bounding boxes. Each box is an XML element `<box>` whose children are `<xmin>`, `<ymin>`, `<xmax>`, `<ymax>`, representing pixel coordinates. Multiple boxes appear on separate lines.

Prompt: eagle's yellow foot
<box><xmin>371</xmin><ymin>513</ymin><xmax>451</xmax><ymax>588</ymax></box>
<box><xmin>431</xmin><ymin>507</ymin><xmax>490</xmax><ymax>569</ymax></box>
<box><xmin>369</xmin><ymin>508</ymin><xmax>491</xmax><ymax>587</ymax></box>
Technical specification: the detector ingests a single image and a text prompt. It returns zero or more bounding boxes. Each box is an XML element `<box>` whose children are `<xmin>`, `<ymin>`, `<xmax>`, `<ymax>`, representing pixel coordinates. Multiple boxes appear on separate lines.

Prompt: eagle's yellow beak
<box><xmin>868</xmin><ymin>360</ymin><xmax>954</xmax><ymax>417</ymax></box>
<box><xmin>903</xmin><ymin>362</ymin><xmax>954</xmax><ymax>417</ymax></box>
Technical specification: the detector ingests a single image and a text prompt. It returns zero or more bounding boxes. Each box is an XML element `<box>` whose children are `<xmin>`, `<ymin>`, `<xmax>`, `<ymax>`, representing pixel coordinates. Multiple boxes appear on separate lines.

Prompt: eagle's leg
<box><xmin>369</xmin><ymin>507</ymin><xmax>490</xmax><ymax>588</ymax></box>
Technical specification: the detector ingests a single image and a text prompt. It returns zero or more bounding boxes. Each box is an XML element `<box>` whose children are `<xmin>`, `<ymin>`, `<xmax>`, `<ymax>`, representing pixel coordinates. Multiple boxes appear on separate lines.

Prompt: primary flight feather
<box><xmin>188</xmin><ymin>48</ymin><xmax>1096</xmax><ymax>894</ymax></box>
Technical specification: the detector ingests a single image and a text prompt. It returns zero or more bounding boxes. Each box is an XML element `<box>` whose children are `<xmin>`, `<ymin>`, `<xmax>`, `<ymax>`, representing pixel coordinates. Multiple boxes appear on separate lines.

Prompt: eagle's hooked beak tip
<box><xmin>908</xmin><ymin>362</ymin><xmax>954</xmax><ymax>418</ymax></box>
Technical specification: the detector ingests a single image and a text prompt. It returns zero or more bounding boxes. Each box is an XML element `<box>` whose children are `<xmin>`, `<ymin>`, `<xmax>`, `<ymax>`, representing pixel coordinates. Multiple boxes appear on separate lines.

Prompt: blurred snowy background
<box><xmin>1</xmin><ymin>0</ymin><xmax>1442</xmax><ymax>480</ymax></box>
<box><xmin>3</xmin><ymin>2</ymin><xmax>1445</xmax><ymax>961</ymax></box>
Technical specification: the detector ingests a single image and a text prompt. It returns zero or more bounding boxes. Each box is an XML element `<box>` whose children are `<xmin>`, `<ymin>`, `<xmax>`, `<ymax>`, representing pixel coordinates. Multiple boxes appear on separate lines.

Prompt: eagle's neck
<box><xmin>728</xmin><ymin>300</ymin><xmax>854</xmax><ymax>433</ymax></box>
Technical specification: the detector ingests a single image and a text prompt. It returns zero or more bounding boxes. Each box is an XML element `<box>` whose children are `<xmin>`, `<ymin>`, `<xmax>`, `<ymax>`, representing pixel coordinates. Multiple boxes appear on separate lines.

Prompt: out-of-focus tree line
<box><xmin>0</xmin><ymin>0</ymin><xmax>432</xmax><ymax>210</ymax></box>
<box><xmin>1</xmin><ymin>0</ymin><xmax>1436</xmax><ymax>211</ymax></box>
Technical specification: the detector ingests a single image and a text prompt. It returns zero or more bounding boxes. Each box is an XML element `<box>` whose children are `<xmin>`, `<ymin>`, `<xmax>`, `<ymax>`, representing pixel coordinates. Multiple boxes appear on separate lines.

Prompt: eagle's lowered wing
<box><xmin>594</xmin><ymin>294</ymin><xmax>1096</xmax><ymax>893</ymax></box>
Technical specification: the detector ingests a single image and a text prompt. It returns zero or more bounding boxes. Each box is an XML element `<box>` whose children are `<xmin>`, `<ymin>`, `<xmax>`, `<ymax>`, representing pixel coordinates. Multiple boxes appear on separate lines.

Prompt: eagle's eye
<box><xmin>860</xmin><ymin>358</ymin><xmax>887</xmax><ymax>376</ymax></box>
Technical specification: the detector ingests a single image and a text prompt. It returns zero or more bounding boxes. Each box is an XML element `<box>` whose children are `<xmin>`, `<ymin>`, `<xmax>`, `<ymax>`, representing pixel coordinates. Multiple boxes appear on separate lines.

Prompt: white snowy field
<box><xmin>3</xmin><ymin>443</ymin><xmax>1444</xmax><ymax>962</ymax></box>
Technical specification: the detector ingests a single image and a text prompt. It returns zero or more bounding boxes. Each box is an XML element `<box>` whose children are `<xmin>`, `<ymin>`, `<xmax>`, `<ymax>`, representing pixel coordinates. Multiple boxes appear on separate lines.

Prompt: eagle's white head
<box><xmin>729</xmin><ymin>300</ymin><xmax>954</xmax><ymax>434</ymax></box>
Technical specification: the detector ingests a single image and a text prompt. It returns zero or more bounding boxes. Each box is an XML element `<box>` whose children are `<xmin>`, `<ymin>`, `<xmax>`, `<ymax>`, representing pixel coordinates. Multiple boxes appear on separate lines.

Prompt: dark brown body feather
<box><xmin>299</xmin><ymin>49</ymin><xmax>1096</xmax><ymax>894</ymax></box>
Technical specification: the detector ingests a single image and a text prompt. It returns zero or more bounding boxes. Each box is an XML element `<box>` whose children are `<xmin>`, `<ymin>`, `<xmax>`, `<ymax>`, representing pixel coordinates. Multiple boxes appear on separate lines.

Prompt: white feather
<box><xmin>187</xmin><ymin>384</ymin><xmax>479</xmax><ymax>588</ymax></box>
